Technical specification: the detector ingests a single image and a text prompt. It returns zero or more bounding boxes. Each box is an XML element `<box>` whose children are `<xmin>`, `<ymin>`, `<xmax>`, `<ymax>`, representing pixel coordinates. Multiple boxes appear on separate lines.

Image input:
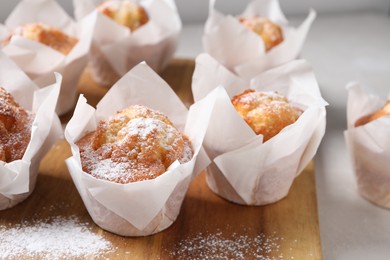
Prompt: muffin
<box><xmin>355</xmin><ymin>101</ymin><xmax>390</xmax><ymax>127</ymax></box>
<box><xmin>345</xmin><ymin>86</ymin><xmax>390</xmax><ymax>209</ymax></box>
<box><xmin>0</xmin><ymin>0</ymin><xmax>94</xmax><ymax>116</ymax></box>
<box><xmin>0</xmin><ymin>87</ymin><xmax>34</xmax><ymax>162</ymax></box>
<box><xmin>238</xmin><ymin>16</ymin><xmax>283</xmax><ymax>52</ymax></box>
<box><xmin>202</xmin><ymin>85</ymin><xmax>323</xmax><ymax>206</ymax></box>
<box><xmin>232</xmin><ymin>89</ymin><xmax>302</xmax><ymax>142</ymax></box>
<box><xmin>90</xmin><ymin>0</ymin><xmax>149</xmax><ymax>86</ymax></box>
<box><xmin>73</xmin><ymin>0</ymin><xmax>180</xmax><ymax>87</ymax></box>
<box><xmin>192</xmin><ymin>54</ymin><xmax>327</xmax><ymax>206</ymax></box>
<box><xmin>65</xmin><ymin>62</ymin><xmax>211</xmax><ymax>236</ymax></box>
<box><xmin>0</xmin><ymin>51</ymin><xmax>61</xmax><ymax>210</ymax></box>
<box><xmin>3</xmin><ymin>22</ymin><xmax>78</xmax><ymax>55</ymax></box>
<box><xmin>97</xmin><ymin>0</ymin><xmax>149</xmax><ymax>31</ymax></box>
<box><xmin>203</xmin><ymin>0</ymin><xmax>315</xmax><ymax>80</ymax></box>
<box><xmin>76</xmin><ymin>105</ymin><xmax>193</xmax><ymax>184</ymax></box>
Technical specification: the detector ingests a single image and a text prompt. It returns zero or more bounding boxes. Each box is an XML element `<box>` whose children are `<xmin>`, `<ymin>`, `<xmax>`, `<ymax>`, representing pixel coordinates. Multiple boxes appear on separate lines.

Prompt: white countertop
<box><xmin>175</xmin><ymin>12</ymin><xmax>390</xmax><ymax>260</ymax></box>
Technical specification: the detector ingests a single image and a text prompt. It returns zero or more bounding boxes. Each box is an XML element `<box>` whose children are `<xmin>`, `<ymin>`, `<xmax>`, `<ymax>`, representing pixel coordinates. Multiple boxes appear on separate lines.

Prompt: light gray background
<box><xmin>0</xmin><ymin>0</ymin><xmax>389</xmax><ymax>23</ymax></box>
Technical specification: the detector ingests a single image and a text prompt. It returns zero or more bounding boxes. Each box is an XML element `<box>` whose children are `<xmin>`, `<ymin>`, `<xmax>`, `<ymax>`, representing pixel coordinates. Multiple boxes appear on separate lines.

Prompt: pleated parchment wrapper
<box><xmin>0</xmin><ymin>52</ymin><xmax>62</xmax><ymax>210</ymax></box>
<box><xmin>0</xmin><ymin>0</ymin><xmax>94</xmax><ymax>115</ymax></box>
<box><xmin>73</xmin><ymin>0</ymin><xmax>182</xmax><ymax>87</ymax></box>
<box><xmin>345</xmin><ymin>83</ymin><xmax>390</xmax><ymax>209</ymax></box>
<box><xmin>191</xmin><ymin>53</ymin><xmax>327</xmax><ymax>206</ymax></box>
<box><xmin>203</xmin><ymin>0</ymin><xmax>316</xmax><ymax>80</ymax></box>
<box><xmin>65</xmin><ymin>62</ymin><xmax>210</xmax><ymax>236</ymax></box>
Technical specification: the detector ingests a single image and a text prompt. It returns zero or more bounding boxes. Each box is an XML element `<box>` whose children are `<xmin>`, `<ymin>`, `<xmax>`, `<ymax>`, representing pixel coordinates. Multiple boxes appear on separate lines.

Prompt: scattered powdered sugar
<box><xmin>0</xmin><ymin>215</ymin><xmax>113</xmax><ymax>259</ymax></box>
<box><xmin>166</xmin><ymin>231</ymin><xmax>286</xmax><ymax>260</ymax></box>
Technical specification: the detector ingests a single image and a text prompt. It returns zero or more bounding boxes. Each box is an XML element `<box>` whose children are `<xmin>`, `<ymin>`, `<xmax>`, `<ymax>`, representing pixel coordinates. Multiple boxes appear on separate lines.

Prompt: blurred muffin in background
<box><xmin>3</xmin><ymin>22</ymin><xmax>78</xmax><ymax>55</ymax></box>
<box><xmin>238</xmin><ymin>16</ymin><xmax>283</xmax><ymax>52</ymax></box>
<box><xmin>98</xmin><ymin>0</ymin><xmax>149</xmax><ymax>31</ymax></box>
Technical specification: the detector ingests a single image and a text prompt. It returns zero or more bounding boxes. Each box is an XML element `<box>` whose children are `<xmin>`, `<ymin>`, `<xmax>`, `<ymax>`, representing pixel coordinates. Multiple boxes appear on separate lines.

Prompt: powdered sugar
<box><xmin>78</xmin><ymin>106</ymin><xmax>194</xmax><ymax>184</ymax></box>
<box><xmin>0</xmin><ymin>87</ymin><xmax>34</xmax><ymax>162</ymax></box>
<box><xmin>0</xmin><ymin>215</ymin><xmax>113</xmax><ymax>259</ymax></box>
<box><xmin>166</xmin><ymin>231</ymin><xmax>286</xmax><ymax>260</ymax></box>
<box><xmin>90</xmin><ymin>158</ymin><xmax>157</xmax><ymax>183</ymax></box>
<box><xmin>234</xmin><ymin>90</ymin><xmax>288</xmax><ymax>108</ymax></box>
<box><xmin>117</xmin><ymin>117</ymin><xmax>175</xmax><ymax>145</ymax></box>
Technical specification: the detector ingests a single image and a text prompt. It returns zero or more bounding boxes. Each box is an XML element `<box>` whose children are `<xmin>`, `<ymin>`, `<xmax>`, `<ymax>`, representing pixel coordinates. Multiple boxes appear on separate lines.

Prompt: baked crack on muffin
<box><xmin>238</xmin><ymin>16</ymin><xmax>283</xmax><ymax>52</ymax></box>
<box><xmin>0</xmin><ymin>87</ymin><xmax>34</xmax><ymax>162</ymax></box>
<box><xmin>3</xmin><ymin>22</ymin><xmax>78</xmax><ymax>55</ymax></box>
<box><xmin>232</xmin><ymin>89</ymin><xmax>302</xmax><ymax>142</ymax></box>
<box><xmin>98</xmin><ymin>0</ymin><xmax>149</xmax><ymax>31</ymax></box>
<box><xmin>77</xmin><ymin>105</ymin><xmax>193</xmax><ymax>184</ymax></box>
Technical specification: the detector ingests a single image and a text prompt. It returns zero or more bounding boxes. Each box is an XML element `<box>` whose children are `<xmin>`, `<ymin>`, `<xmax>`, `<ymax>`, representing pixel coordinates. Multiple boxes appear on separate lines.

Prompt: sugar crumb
<box><xmin>0</xmin><ymin>215</ymin><xmax>113</xmax><ymax>259</ymax></box>
<box><xmin>164</xmin><ymin>230</ymin><xmax>289</xmax><ymax>260</ymax></box>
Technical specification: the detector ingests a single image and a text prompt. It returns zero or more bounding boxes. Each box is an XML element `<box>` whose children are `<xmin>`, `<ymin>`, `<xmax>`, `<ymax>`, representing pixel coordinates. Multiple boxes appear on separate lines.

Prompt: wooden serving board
<box><xmin>0</xmin><ymin>59</ymin><xmax>322</xmax><ymax>259</ymax></box>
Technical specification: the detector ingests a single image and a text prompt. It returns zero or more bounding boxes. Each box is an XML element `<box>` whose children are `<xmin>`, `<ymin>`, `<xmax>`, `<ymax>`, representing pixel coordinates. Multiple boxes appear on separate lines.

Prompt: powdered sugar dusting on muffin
<box><xmin>77</xmin><ymin>105</ymin><xmax>193</xmax><ymax>184</ymax></box>
<box><xmin>232</xmin><ymin>89</ymin><xmax>302</xmax><ymax>142</ymax></box>
<box><xmin>237</xmin><ymin>90</ymin><xmax>287</xmax><ymax>107</ymax></box>
<box><xmin>0</xmin><ymin>87</ymin><xmax>34</xmax><ymax>162</ymax></box>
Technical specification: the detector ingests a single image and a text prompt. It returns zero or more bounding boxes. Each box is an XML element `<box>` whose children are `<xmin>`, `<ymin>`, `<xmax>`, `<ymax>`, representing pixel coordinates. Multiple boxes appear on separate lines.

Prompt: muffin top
<box><xmin>232</xmin><ymin>89</ymin><xmax>302</xmax><ymax>142</ymax></box>
<box><xmin>355</xmin><ymin>101</ymin><xmax>390</xmax><ymax>127</ymax></box>
<box><xmin>77</xmin><ymin>105</ymin><xmax>193</xmax><ymax>184</ymax></box>
<box><xmin>98</xmin><ymin>0</ymin><xmax>149</xmax><ymax>31</ymax></box>
<box><xmin>238</xmin><ymin>16</ymin><xmax>283</xmax><ymax>52</ymax></box>
<box><xmin>0</xmin><ymin>87</ymin><xmax>34</xmax><ymax>162</ymax></box>
<box><xmin>3</xmin><ymin>22</ymin><xmax>78</xmax><ymax>55</ymax></box>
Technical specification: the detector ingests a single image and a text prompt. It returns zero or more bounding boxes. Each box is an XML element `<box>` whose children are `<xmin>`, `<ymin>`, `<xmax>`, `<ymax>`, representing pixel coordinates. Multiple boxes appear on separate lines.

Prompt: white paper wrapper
<box><xmin>65</xmin><ymin>62</ymin><xmax>210</xmax><ymax>236</ymax></box>
<box><xmin>0</xmin><ymin>51</ymin><xmax>62</xmax><ymax>210</ymax></box>
<box><xmin>0</xmin><ymin>0</ymin><xmax>94</xmax><ymax>115</ymax></box>
<box><xmin>203</xmin><ymin>0</ymin><xmax>316</xmax><ymax>80</ymax></box>
<box><xmin>73</xmin><ymin>0</ymin><xmax>182</xmax><ymax>87</ymax></box>
<box><xmin>192</xmin><ymin>53</ymin><xmax>327</xmax><ymax>205</ymax></box>
<box><xmin>344</xmin><ymin>82</ymin><xmax>390</xmax><ymax>209</ymax></box>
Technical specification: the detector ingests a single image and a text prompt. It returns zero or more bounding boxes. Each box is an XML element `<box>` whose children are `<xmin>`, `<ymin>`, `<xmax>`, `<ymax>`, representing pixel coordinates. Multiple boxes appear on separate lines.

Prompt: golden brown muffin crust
<box><xmin>3</xmin><ymin>23</ymin><xmax>78</xmax><ymax>55</ymax></box>
<box><xmin>77</xmin><ymin>105</ymin><xmax>193</xmax><ymax>184</ymax></box>
<box><xmin>239</xmin><ymin>16</ymin><xmax>283</xmax><ymax>52</ymax></box>
<box><xmin>98</xmin><ymin>0</ymin><xmax>149</xmax><ymax>31</ymax></box>
<box><xmin>232</xmin><ymin>89</ymin><xmax>302</xmax><ymax>142</ymax></box>
<box><xmin>0</xmin><ymin>87</ymin><xmax>34</xmax><ymax>163</ymax></box>
<box><xmin>355</xmin><ymin>101</ymin><xmax>390</xmax><ymax>127</ymax></box>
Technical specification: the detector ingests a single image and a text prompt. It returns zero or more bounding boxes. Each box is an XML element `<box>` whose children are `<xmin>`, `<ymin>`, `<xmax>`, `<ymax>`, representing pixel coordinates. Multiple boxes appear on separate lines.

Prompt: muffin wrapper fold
<box><xmin>73</xmin><ymin>0</ymin><xmax>182</xmax><ymax>87</ymax></box>
<box><xmin>344</xmin><ymin>82</ymin><xmax>390</xmax><ymax>209</ymax></box>
<box><xmin>0</xmin><ymin>0</ymin><xmax>94</xmax><ymax>115</ymax></box>
<box><xmin>203</xmin><ymin>0</ymin><xmax>315</xmax><ymax>80</ymax></box>
<box><xmin>65</xmin><ymin>62</ymin><xmax>210</xmax><ymax>236</ymax></box>
<box><xmin>192</xmin><ymin>53</ymin><xmax>327</xmax><ymax>205</ymax></box>
<box><xmin>0</xmin><ymin>52</ymin><xmax>62</xmax><ymax>210</ymax></box>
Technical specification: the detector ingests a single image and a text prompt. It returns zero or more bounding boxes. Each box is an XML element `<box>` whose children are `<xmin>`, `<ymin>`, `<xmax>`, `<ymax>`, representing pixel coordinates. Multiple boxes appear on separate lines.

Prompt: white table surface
<box><xmin>175</xmin><ymin>12</ymin><xmax>390</xmax><ymax>260</ymax></box>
